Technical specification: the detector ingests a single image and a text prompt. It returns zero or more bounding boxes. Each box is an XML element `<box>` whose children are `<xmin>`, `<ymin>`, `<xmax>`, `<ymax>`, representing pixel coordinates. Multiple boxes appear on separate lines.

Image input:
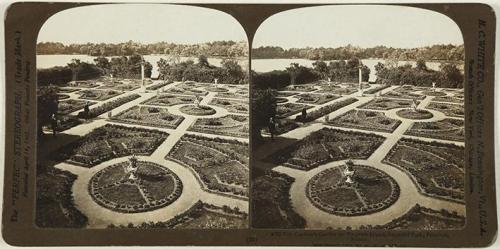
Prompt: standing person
<box><xmin>50</xmin><ymin>114</ymin><xmax>58</xmax><ymax>137</ymax></box>
<box><xmin>268</xmin><ymin>117</ymin><xmax>277</xmax><ymax>141</ymax></box>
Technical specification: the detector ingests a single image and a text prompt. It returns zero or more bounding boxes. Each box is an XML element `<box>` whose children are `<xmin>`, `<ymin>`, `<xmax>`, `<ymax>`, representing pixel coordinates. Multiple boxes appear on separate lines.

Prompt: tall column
<box><xmin>141</xmin><ymin>62</ymin><xmax>145</xmax><ymax>86</ymax></box>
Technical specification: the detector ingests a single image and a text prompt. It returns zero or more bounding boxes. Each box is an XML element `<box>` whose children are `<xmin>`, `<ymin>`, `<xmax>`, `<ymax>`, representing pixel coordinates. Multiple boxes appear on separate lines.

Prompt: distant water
<box><xmin>36</xmin><ymin>54</ymin><xmax>249</xmax><ymax>78</ymax></box>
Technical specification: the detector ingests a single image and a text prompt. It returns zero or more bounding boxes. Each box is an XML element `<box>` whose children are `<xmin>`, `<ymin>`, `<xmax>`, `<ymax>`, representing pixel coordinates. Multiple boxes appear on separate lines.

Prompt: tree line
<box><xmin>37</xmin><ymin>55</ymin><xmax>153</xmax><ymax>86</ymax></box>
<box><xmin>157</xmin><ymin>55</ymin><xmax>246</xmax><ymax>84</ymax></box>
<box><xmin>252</xmin><ymin>44</ymin><xmax>464</xmax><ymax>62</ymax></box>
<box><xmin>253</xmin><ymin>58</ymin><xmax>369</xmax><ymax>89</ymax></box>
<box><xmin>37</xmin><ymin>40</ymin><xmax>248</xmax><ymax>58</ymax></box>
<box><xmin>375</xmin><ymin>59</ymin><xmax>463</xmax><ymax>88</ymax></box>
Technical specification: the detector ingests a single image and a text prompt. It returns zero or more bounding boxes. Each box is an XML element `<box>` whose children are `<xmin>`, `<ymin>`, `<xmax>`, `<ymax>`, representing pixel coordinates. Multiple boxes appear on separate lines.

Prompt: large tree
<box><xmin>252</xmin><ymin>89</ymin><xmax>277</xmax><ymax>144</ymax></box>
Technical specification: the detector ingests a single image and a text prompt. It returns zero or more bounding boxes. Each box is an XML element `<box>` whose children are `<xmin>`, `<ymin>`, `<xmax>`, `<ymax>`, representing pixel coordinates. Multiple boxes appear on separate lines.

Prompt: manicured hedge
<box><xmin>296</xmin><ymin>98</ymin><xmax>358</xmax><ymax>122</ymax></box>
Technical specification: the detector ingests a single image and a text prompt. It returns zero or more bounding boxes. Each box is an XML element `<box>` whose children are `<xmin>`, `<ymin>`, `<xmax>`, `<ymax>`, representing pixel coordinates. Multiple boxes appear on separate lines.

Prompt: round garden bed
<box><xmin>306</xmin><ymin>165</ymin><xmax>400</xmax><ymax>216</ymax></box>
<box><xmin>396</xmin><ymin>109</ymin><xmax>434</xmax><ymax>119</ymax></box>
<box><xmin>88</xmin><ymin>161</ymin><xmax>183</xmax><ymax>213</ymax></box>
<box><xmin>179</xmin><ymin>105</ymin><xmax>217</xmax><ymax>116</ymax></box>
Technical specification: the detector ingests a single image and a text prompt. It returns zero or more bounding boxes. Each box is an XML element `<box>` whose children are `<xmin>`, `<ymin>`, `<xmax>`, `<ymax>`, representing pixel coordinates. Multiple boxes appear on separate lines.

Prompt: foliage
<box><xmin>252</xmin><ymin>44</ymin><xmax>464</xmax><ymax>62</ymax></box>
<box><xmin>37</xmin><ymin>40</ymin><xmax>248</xmax><ymax>57</ymax></box>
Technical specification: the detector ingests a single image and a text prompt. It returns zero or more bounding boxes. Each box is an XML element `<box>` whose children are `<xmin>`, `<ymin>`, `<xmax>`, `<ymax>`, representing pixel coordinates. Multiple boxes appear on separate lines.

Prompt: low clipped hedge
<box><xmin>296</xmin><ymin>98</ymin><xmax>358</xmax><ymax>122</ymax></box>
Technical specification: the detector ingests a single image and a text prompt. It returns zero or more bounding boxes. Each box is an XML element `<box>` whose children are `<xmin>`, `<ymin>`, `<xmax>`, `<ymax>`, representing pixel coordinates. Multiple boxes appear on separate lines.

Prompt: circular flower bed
<box><xmin>88</xmin><ymin>161</ymin><xmax>183</xmax><ymax>213</ymax></box>
<box><xmin>306</xmin><ymin>165</ymin><xmax>400</xmax><ymax>216</ymax></box>
<box><xmin>180</xmin><ymin>105</ymin><xmax>217</xmax><ymax>116</ymax></box>
<box><xmin>396</xmin><ymin>109</ymin><xmax>434</xmax><ymax>119</ymax></box>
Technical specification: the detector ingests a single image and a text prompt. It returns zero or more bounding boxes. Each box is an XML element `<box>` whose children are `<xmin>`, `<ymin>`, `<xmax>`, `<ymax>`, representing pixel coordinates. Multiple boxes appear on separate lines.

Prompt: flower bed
<box><xmin>421</xmin><ymin>90</ymin><xmax>447</xmax><ymax>96</ymax></box>
<box><xmin>306</xmin><ymin>165</ymin><xmax>400</xmax><ymax>216</ymax></box>
<box><xmin>146</xmin><ymin>80</ymin><xmax>172</xmax><ymax>90</ymax></box>
<box><xmin>276</xmin><ymin>103</ymin><xmax>312</xmax><ymax>118</ymax></box>
<box><xmin>88</xmin><ymin>161</ymin><xmax>182</xmax><ymax>213</ymax></box>
<box><xmin>189</xmin><ymin>114</ymin><xmax>248</xmax><ymax>138</ymax></box>
<box><xmin>363</xmin><ymin>84</ymin><xmax>390</xmax><ymax>94</ymax></box>
<box><xmin>78</xmin><ymin>89</ymin><xmax>123</xmax><ymax>101</ymax></box>
<box><xmin>432</xmin><ymin>96</ymin><xmax>463</xmax><ymax>104</ymax></box>
<box><xmin>179</xmin><ymin>105</ymin><xmax>217</xmax><ymax>116</ymax></box>
<box><xmin>396</xmin><ymin>109</ymin><xmax>434</xmax><ymax>120</ymax></box>
<box><xmin>266</xmin><ymin>128</ymin><xmax>385</xmax><ymax>170</ymax></box>
<box><xmin>165</xmin><ymin>86</ymin><xmax>208</xmax><ymax>96</ymax></box>
<box><xmin>54</xmin><ymin>124</ymin><xmax>168</xmax><ymax>167</ymax></box>
<box><xmin>405</xmin><ymin>118</ymin><xmax>464</xmax><ymax>142</ymax></box>
<box><xmin>205</xmin><ymin>86</ymin><xmax>229</xmax><ymax>92</ymax></box>
<box><xmin>107</xmin><ymin>201</ymin><xmax>248</xmax><ymax>229</ymax></box>
<box><xmin>281</xmin><ymin>84</ymin><xmax>316</xmax><ymax>92</ymax></box>
<box><xmin>427</xmin><ymin>102</ymin><xmax>464</xmax><ymax>118</ymax></box>
<box><xmin>58</xmin><ymin>87</ymin><xmax>80</xmax><ymax>93</ymax></box>
<box><xmin>216</xmin><ymin>91</ymin><xmax>249</xmax><ymax>100</ymax></box>
<box><xmin>296</xmin><ymin>98</ymin><xmax>358</xmax><ymax>123</ymax></box>
<box><xmin>166</xmin><ymin>134</ymin><xmax>248</xmax><ymax>198</ymax></box>
<box><xmin>80</xmin><ymin>94</ymin><xmax>141</xmax><ymax>118</ymax></box>
<box><xmin>275</xmin><ymin>97</ymin><xmax>288</xmax><ymax>103</ymax></box>
<box><xmin>327</xmin><ymin>109</ymin><xmax>401</xmax><ymax>133</ymax></box>
<box><xmin>111</xmin><ymin>106</ymin><xmax>184</xmax><ymax>129</ymax></box>
<box><xmin>383</xmin><ymin>138</ymin><xmax>465</xmax><ymax>203</ymax></box>
<box><xmin>209</xmin><ymin>98</ymin><xmax>248</xmax><ymax>114</ymax></box>
<box><xmin>295</xmin><ymin>93</ymin><xmax>341</xmax><ymax>105</ymax></box>
<box><xmin>375</xmin><ymin>204</ymin><xmax>465</xmax><ymax>230</ymax></box>
<box><xmin>276</xmin><ymin>91</ymin><xmax>297</xmax><ymax>97</ymax></box>
<box><xmin>57</xmin><ymin>94</ymin><xmax>70</xmax><ymax>100</ymax></box>
<box><xmin>359</xmin><ymin>98</ymin><xmax>417</xmax><ymax>110</ymax></box>
<box><xmin>59</xmin><ymin>99</ymin><xmax>96</xmax><ymax>115</ymax></box>
<box><xmin>67</xmin><ymin>80</ymin><xmax>98</xmax><ymax>88</ymax></box>
<box><xmin>142</xmin><ymin>94</ymin><xmax>195</xmax><ymax>106</ymax></box>
<box><xmin>315</xmin><ymin>87</ymin><xmax>358</xmax><ymax>95</ymax></box>
<box><xmin>382</xmin><ymin>87</ymin><xmax>426</xmax><ymax>100</ymax></box>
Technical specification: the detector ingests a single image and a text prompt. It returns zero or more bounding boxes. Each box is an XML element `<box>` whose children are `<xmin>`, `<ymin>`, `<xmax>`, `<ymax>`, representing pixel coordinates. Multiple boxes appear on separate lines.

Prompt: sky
<box><xmin>37</xmin><ymin>4</ymin><xmax>247</xmax><ymax>44</ymax></box>
<box><xmin>253</xmin><ymin>5</ymin><xmax>464</xmax><ymax>49</ymax></box>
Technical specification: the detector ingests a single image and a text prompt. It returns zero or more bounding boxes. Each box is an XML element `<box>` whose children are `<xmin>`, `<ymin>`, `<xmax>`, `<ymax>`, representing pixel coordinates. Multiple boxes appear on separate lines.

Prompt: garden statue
<box><xmin>324</xmin><ymin>114</ymin><xmax>330</xmax><ymax>123</ymax></box>
<box><xmin>83</xmin><ymin>102</ymin><xmax>90</xmax><ymax>118</ymax></box>
<box><xmin>126</xmin><ymin>155</ymin><xmax>139</xmax><ymax>181</ymax></box>
<box><xmin>327</xmin><ymin>77</ymin><xmax>332</xmax><ymax>86</ymax></box>
<box><xmin>107</xmin><ymin>111</ymin><xmax>112</xmax><ymax>118</ymax></box>
<box><xmin>301</xmin><ymin>108</ymin><xmax>308</xmax><ymax>121</ymax></box>
<box><xmin>343</xmin><ymin>160</ymin><xmax>355</xmax><ymax>184</ymax></box>
<box><xmin>268</xmin><ymin>117</ymin><xmax>277</xmax><ymax>141</ymax></box>
<box><xmin>50</xmin><ymin>114</ymin><xmax>58</xmax><ymax>137</ymax></box>
<box><xmin>194</xmin><ymin>96</ymin><xmax>201</xmax><ymax>108</ymax></box>
<box><xmin>214</xmin><ymin>78</ymin><xmax>219</xmax><ymax>88</ymax></box>
<box><xmin>411</xmin><ymin>98</ymin><xmax>418</xmax><ymax>112</ymax></box>
<box><xmin>432</xmin><ymin>82</ymin><xmax>436</xmax><ymax>91</ymax></box>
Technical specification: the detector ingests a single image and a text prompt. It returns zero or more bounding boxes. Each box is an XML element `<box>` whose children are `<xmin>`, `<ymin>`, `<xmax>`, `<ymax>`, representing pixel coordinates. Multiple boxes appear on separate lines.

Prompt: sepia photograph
<box><xmin>35</xmin><ymin>4</ymin><xmax>249</xmax><ymax>229</ymax></box>
<box><xmin>251</xmin><ymin>5</ymin><xmax>466</xmax><ymax>230</ymax></box>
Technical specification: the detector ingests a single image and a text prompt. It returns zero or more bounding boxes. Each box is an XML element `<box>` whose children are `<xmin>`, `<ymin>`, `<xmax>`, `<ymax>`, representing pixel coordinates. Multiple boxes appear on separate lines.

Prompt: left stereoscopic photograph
<box><xmin>36</xmin><ymin>4</ymin><xmax>249</xmax><ymax>229</ymax></box>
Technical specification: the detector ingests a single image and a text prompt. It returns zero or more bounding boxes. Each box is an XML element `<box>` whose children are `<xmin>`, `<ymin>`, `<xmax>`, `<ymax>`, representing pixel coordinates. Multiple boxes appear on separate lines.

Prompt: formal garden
<box><xmin>189</xmin><ymin>115</ymin><xmax>249</xmax><ymax>138</ymax></box>
<box><xmin>306</xmin><ymin>164</ymin><xmax>400</xmax><ymax>216</ymax></box>
<box><xmin>327</xmin><ymin>109</ymin><xmax>401</xmax><ymax>133</ymax></box>
<box><xmin>383</xmin><ymin>138</ymin><xmax>465</xmax><ymax>203</ymax></box>
<box><xmin>167</xmin><ymin>134</ymin><xmax>249</xmax><ymax>198</ymax></box>
<box><xmin>266</xmin><ymin>128</ymin><xmax>385</xmax><ymax>170</ymax></box>
<box><xmin>252</xmin><ymin>72</ymin><xmax>465</xmax><ymax>230</ymax></box>
<box><xmin>37</xmin><ymin>55</ymin><xmax>250</xmax><ymax>228</ymax></box>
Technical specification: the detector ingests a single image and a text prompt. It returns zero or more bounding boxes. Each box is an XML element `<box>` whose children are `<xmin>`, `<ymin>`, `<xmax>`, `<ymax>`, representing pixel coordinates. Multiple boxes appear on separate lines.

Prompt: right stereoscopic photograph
<box><xmin>251</xmin><ymin>5</ymin><xmax>466</xmax><ymax>230</ymax></box>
